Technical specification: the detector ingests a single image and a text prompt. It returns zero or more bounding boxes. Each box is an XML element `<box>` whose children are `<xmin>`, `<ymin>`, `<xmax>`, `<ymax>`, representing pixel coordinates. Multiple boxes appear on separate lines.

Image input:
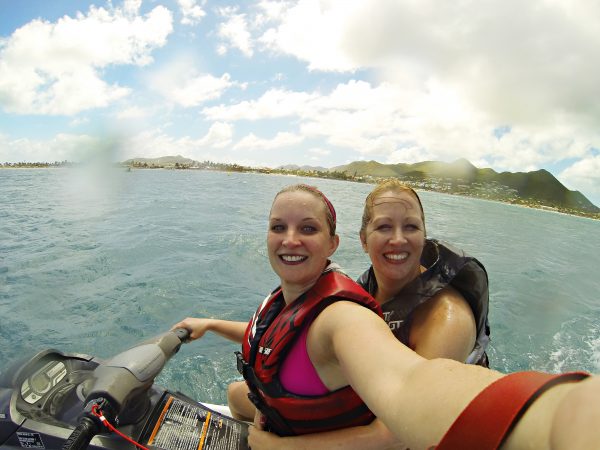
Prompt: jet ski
<box><xmin>0</xmin><ymin>329</ymin><xmax>249</xmax><ymax>450</ymax></box>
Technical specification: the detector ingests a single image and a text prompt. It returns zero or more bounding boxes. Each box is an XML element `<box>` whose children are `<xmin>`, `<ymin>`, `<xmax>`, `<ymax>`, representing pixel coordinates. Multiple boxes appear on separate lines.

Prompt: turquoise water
<box><xmin>1</xmin><ymin>168</ymin><xmax>599</xmax><ymax>404</ymax></box>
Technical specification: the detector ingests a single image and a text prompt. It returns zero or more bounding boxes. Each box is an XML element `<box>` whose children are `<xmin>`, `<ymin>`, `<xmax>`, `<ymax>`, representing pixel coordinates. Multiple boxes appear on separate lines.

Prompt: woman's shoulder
<box><xmin>413</xmin><ymin>286</ymin><xmax>474</xmax><ymax>324</ymax></box>
<box><xmin>408</xmin><ymin>287</ymin><xmax>477</xmax><ymax>360</ymax></box>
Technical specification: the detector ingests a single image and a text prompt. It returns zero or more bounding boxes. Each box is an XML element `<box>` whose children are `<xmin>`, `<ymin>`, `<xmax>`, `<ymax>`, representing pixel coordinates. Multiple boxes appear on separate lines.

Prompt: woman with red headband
<box><xmin>174</xmin><ymin>183</ymin><xmax>383</xmax><ymax>436</ymax></box>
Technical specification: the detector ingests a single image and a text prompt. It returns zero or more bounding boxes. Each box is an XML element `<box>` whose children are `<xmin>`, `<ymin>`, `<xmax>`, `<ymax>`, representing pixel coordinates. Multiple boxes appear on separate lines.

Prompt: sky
<box><xmin>1</xmin><ymin>0</ymin><xmax>599</xmax><ymax>206</ymax></box>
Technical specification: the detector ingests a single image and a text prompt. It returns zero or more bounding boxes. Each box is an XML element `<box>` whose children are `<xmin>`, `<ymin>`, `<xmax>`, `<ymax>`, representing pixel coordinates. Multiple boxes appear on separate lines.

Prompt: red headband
<box><xmin>299</xmin><ymin>184</ymin><xmax>336</xmax><ymax>226</ymax></box>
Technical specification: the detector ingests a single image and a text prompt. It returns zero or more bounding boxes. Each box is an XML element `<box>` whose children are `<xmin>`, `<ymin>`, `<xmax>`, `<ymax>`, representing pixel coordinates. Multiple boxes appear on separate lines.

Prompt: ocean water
<box><xmin>1</xmin><ymin>168</ymin><xmax>599</xmax><ymax>404</ymax></box>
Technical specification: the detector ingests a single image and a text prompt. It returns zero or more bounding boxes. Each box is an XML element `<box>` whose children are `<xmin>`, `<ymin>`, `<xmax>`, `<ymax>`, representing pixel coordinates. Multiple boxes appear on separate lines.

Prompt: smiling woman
<box><xmin>357</xmin><ymin>179</ymin><xmax>490</xmax><ymax>366</ymax></box>
<box><xmin>173</xmin><ymin>183</ymin><xmax>388</xmax><ymax>442</ymax></box>
<box><xmin>266</xmin><ymin>184</ymin><xmax>339</xmax><ymax>296</ymax></box>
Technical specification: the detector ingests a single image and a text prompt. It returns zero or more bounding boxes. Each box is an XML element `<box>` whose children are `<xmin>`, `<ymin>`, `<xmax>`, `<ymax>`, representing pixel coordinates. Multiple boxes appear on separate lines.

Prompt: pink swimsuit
<box><xmin>280</xmin><ymin>324</ymin><xmax>329</xmax><ymax>395</ymax></box>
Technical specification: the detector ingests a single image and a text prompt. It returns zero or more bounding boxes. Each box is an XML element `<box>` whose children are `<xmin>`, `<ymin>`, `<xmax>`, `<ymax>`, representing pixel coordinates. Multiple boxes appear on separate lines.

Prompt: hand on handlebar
<box><xmin>171</xmin><ymin>318</ymin><xmax>213</xmax><ymax>341</ymax></box>
<box><xmin>172</xmin><ymin>317</ymin><xmax>247</xmax><ymax>344</ymax></box>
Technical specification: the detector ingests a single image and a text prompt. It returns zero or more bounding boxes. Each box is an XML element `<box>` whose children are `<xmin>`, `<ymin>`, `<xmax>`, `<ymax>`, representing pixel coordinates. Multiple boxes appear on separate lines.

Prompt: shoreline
<box><xmin>2</xmin><ymin>165</ymin><xmax>598</xmax><ymax>220</ymax></box>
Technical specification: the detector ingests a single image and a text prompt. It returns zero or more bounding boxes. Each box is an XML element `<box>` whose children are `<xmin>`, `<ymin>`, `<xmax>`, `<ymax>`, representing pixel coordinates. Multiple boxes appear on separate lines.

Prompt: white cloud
<box><xmin>305</xmin><ymin>147</ymin><xmax>330</xmax><ymax>163</ymax></box>
<box><xmin>308</xmin><ymin>147</ymin><xmax>330</xmax><ymax>156</ymax></box>
<box><xmin>387</xmin><ymin>146</ymin><xmax>437</xmax><ymax>165</ymax></box>
<box><xmin>0</xmin><ymin>3</ymin><xmax>173</xmax><ymax>115</ymax></box>
<box><xmin>124</xmin><ymin>0</ymin><xmax>142</xmax><ymax>16</ymax></box>
<box><xmin>255</xmin><ymin>1</ymin><xmax>290</xmax><ymax>24</ymax></box>
<box><xmin>217</xmin><ymin>7</ymin><xmax>253</xmax><ymax>57</ymax></box>
<box><xmin>178</xmin><ymin>0</ymin><xmax>206</xmax><ymax>25</ymax></box>
<box><xmin>69</xmin><ymin>116</ymin><xmax>90</xmax><ymax>127</ymax></box>
<box><xmin>0</xmin><ymin>122</ymin><xmax>233</xmax><ymax>165</ymax></box>
<box><xmin>203</xmin><ymin>81</ymin><xmax>413</xmax><ymax>157</ymax></box>
<box><xmin>200</xmin><ymin>122</ymin><xmax>234</xmax><ymax>148</ymax></box>
<box><xmin>171</xmin><ymin>73</ymin><xmax>233</xmax><ymax>107</ymax></box>
<box><xmin>233</xmin><ymin>131</ymin><xmax>304</xmax><ymax>150</ymax></box>
<box><xmin>116</xmin><ymin>106</ymin><xmax>152</xmax><ymax>119</ymax></box>
<box><xmin>0</xmin><ymin>133</ymin><xmax>116</xmax><ymax>163</ymax></box>
<box><xmin>559</xmin><ymin>155</ymin><xmax>600</xmax><ymax>205</ymax></box>
<box><xmin>258</xmin><ymin>0</ymin><xmax>361</xmax><ymax>71</ymax></box>
<box><xmin>203</xmin><ymin>88</ymin><xmax>317</xmax><ymax>120</ymax></box>
<box><xmin>125</xmin><ymin>122</ymin><xmax>233</xmax><ymax>159</ymax></box>
<box><xmin>256</xmin><ymin>0</ymin><xmax>600</xmax><ymax>126</ymax></box>
<box><xmin>149</xmin><ymin>58</ymin><xmax>235</xmax><ymax>107</ymax></box>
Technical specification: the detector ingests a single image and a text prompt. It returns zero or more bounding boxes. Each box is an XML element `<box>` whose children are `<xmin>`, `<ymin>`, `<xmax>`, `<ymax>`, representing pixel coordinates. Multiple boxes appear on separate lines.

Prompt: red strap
<box><xmin>435</xmin><ymin>371</ymin><xmax>589</xmax><ymax>450</ymax></box>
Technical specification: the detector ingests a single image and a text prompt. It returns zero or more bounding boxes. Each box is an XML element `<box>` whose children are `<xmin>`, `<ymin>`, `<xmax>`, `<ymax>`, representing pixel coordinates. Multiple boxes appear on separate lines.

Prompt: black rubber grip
<box><xmin>61</xmin><ymin>417</ymin><xmax>99</xmax><ymax>450</ymax></box>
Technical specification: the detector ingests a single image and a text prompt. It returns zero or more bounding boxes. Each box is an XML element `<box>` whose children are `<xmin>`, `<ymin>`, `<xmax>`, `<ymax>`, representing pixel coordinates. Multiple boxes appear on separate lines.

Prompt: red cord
<box><xmin>91</xmin><ymin>404</ymin><xmax>149</xmax><ymax>450</ymax></box>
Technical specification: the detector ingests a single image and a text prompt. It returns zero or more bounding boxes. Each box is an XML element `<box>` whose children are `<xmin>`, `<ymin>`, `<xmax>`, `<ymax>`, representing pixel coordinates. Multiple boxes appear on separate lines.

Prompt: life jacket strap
<box><xmin>435</xmin><ymin>370</ymin><xmax>589</xmax><ymax>450</ymax></box>
<box><xmin>235</xmin><ymin>351</ymin><xmax>295</xmax><ymax>436</ymax></box>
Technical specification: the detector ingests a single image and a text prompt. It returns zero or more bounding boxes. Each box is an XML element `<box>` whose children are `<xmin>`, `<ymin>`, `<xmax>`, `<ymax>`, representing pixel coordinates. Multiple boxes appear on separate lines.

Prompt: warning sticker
<box><xmin>144</xmin><ymin>395</ymin><xmax>249</xmax><ymax>450</ymax></box>
<box><xmin>16</xmin><ymin>432</ymin><xmax>45</xmax><ymax>449</ymax></box>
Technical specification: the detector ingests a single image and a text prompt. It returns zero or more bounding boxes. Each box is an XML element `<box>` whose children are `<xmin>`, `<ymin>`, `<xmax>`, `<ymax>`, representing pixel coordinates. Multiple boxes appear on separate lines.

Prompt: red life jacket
<box><xmin>237</xmin><ymin>268</ymin><xmax>382</xmax><ymax>436</ymax></box>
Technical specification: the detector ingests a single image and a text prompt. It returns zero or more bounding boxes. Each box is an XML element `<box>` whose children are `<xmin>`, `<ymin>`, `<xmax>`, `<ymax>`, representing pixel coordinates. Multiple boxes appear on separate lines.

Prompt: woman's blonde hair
<box><xmin>360</xmin><ymin>179</ymin><xmax>425</xmax><ymax>237</ymax></box>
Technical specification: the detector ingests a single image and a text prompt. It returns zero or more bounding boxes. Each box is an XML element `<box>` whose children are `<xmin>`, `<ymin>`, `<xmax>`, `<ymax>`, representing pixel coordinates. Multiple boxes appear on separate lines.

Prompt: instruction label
<box><xmin>143</xmin><ymin>394</ymin><xmax>249</xmax><ymax>450</ymax></box>
<box><xmin>16</xmin><ymin>432</ymin><xmax>45</xmax><ymax>449</ymax></box>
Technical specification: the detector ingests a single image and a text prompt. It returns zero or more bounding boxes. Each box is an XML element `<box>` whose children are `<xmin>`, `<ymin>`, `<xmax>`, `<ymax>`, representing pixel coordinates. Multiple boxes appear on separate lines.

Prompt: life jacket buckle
<box><xmin>235</xmin><ymin>351</ymin><xmax>249</xmax><ymax>376</ymax></box>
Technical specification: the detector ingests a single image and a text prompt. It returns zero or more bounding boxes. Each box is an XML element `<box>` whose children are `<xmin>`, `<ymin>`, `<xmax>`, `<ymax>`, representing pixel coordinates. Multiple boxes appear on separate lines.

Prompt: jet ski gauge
<box><xmin>20</xmin><ymin>360</ymin><xmax>67</xmax><ymax>404</ymax></box>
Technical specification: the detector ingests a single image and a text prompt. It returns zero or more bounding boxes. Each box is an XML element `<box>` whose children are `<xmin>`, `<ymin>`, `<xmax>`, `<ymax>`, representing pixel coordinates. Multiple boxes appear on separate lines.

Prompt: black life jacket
<box><xmin>237</xmin><ymin>265</ymin><xmax>382</xmax><ymax>436</ymax></box>
<box><xmin>357</xmin><ymin>239</ymin><xmax>491</xmax><ymax>366</ymax></box>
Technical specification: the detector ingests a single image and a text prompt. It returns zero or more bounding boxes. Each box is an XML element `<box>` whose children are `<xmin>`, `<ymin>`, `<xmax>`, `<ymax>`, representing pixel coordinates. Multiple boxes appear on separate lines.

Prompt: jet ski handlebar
<box><xmin>61</xmin><ymin>328</ymin><xmax>190</xmax><ymax>450</ymax></box>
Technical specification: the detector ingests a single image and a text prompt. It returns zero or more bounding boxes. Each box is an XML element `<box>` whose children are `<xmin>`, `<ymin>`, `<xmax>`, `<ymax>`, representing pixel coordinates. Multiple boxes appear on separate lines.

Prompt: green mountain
<box><xmin>332</xmin><ymin>158</ymin><xmax>598</xmax><ymax>213</ymax></box>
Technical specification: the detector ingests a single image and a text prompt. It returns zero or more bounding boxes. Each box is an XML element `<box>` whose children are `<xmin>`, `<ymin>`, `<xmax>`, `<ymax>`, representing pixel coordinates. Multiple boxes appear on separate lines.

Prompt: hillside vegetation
<box><xmin>118</xmin><ymin>155</ymin><xmax>598</xmax><ymax>218</ymax></box>
<box><xmin>333</xmin><ymin>158</ymin><xmax>598</xmax><ymax>214</ymax></box>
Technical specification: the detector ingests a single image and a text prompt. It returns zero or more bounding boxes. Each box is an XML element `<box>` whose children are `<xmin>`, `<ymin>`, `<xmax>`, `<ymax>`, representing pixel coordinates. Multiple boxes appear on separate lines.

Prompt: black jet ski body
<box><xmin>0</xmin><ymin>348</ymin><xmax>153</xmax><ymax>449</ymax></box>
<box><xmin>0</xmin><ymin>331</ymin><xmax>248</xmax><ymax>450</ymax></box>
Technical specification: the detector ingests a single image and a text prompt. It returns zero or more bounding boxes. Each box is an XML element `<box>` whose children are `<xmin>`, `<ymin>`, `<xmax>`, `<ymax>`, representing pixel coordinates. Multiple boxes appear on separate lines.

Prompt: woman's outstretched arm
<box><xmin>550</xmin><ymin>375</ymin><xmax>600</xmax><ymax>449</ymax></box>
<box><xmin>312</xmin><ymin>301</ymin><xmax>501</xmax><ymax>448</ymax></box>
<box><xmin>172</xmin><ymin>317</ymin><xmax>247</xmax><ymax>343</ymax></box>
<box><xmin>315</xmin><ymin>301</ymin><xmax>598</xmax><ymax>449</ymax></box>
